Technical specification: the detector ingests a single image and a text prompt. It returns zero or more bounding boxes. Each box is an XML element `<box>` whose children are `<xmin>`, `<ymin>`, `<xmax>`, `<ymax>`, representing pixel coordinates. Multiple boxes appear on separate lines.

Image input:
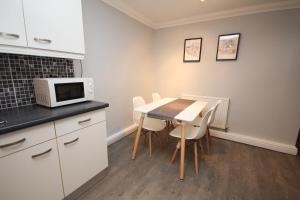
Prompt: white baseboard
<box><xmin>106</xmin><ymin>124</ymin><xmax>298</xmax><ymax>155</ymax></box>
<box><xmin>107</xmin><ymin>124</ymin><xmax>137</xmax><ymax>146</ymax></box>
<box><xmin>210</xmin><ymin>130</ymin><xmax>298</xmax><ymax>155</ymax></box>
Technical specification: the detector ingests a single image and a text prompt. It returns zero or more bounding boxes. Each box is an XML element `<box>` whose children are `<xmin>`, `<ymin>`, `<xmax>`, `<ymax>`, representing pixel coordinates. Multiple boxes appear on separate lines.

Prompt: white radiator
<box><xmin>181</xmin><ymin>94</ymin><xmax>230</xmax><ymax>130</ymax></box>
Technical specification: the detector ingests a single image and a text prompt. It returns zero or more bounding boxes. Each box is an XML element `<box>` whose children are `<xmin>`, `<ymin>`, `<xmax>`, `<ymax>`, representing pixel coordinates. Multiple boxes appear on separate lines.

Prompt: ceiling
<box><xmin>101</xmin><ymin>0</ymin><xmax>300</xmax><ymax>29</ymax></box>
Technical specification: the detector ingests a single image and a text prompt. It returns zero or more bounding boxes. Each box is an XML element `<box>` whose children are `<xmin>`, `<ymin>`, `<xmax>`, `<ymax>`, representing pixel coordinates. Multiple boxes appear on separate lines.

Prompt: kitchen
<box><xmin>1</xmin><ymin>0</ymin><xmax>300</xmax><ymax>200</ymax></box>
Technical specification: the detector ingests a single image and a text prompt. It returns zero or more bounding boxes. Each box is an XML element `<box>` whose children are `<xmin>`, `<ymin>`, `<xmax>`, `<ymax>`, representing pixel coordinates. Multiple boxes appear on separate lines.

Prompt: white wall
<box><xmin>77</xmin><ymin>0</ymin><xmax>154</xmax><ymax>135</ymax></box>
<box><xmin>76</xmin><ymin>1</ymin><xmax>300</xmax><ymax>147</ymax></box>
<box><xmin>153</xmin><ymin>9</ymin><xmax>300</xmax><ymax>146</ymax></box>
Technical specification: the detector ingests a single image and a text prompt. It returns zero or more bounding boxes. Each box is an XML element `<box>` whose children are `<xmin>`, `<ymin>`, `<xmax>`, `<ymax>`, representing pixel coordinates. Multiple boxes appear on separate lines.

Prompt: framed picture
<box><xmin>216</xmin><ymin>33</ymin><xmax>241</xmax><ymax>61</ymax></box>
<box><xmin>183</xmin><ymin>38</ymin><xmax>202</xmax><ymax>62</ymax></box>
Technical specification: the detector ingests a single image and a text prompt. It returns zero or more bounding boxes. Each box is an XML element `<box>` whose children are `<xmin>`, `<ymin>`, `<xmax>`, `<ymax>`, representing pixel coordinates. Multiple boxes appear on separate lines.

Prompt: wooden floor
<box><xmin>78</xmin><ymin>130</ymin><xmax>300</xmax><ymax>200</ymax></box>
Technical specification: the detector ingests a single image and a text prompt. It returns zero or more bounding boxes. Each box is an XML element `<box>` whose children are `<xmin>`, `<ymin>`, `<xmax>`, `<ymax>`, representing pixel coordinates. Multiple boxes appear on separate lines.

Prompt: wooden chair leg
<box><xmin>144</xmin><ymin>132</ymin><xmax>148</xmax><ymax>146</ymax></box>
<box><xmin>194</xmin><ymin>141</ymin><xmax>199</xmax><ymax>175</ymax></box>
<box><xmin>154</xmin><ymin>132</ymin><xmax>162</xmax><ymax>147</ymax></box>
<box><xmin>166</xmin><ymin>132</ymin><xmax>169</xmax><ymax>143</ymax></box>
<box><xmin>171</xmin><ymin>141</ymin><xmax>180</xmax><ymax>163</ymax></box>
<box><xmin>198</xmin><ymin>139</ymin><xmax>205</xmax><ymax>153</ymax></box>
<box><xmin>206</xmin><ymin>128</ymin><xmax>210</xmax><ymax>154</ymax></box>
<box><xmin>148</xmin><ymin>133</ymin><xmax>152</xmax><ymax>157</ymax></box>
<box><xmin>208</xmin><ymin>128</ymin><xmax>211</xmax><ymax>145</ymax></box>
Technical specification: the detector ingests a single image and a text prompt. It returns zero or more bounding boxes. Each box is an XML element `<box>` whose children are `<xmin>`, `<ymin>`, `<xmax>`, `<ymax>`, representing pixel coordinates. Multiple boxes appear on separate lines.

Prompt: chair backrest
<box><xmin>208</xmin><ymin>100</ymin><xmax>222</xmax><ymax>126</ymax></box>
<box><xmin>152</xmin><ymin>93</ymin><xmax>161</xmax><ymax>102</ymax></box>
<box><xmin>195</xmin><ymin>109</ymin><xmax>213</xmax><ymax>139</ymax></box>
<box><xmin>132</xmin><ymin>96</ymin><xmax>146</xmax><ymax>124</ymax></box>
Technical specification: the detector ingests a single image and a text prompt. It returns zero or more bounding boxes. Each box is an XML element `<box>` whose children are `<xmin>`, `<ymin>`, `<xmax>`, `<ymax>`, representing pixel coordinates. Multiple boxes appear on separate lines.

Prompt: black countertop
<box><xmin>0</xmin><ymin>101</ymin><xmax>109</xmax><ymax>135</ymax></box>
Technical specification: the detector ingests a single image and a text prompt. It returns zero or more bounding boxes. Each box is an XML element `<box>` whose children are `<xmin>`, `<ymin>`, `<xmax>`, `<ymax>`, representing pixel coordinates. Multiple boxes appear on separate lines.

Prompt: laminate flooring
<box><xmin>77</xmin><ymin>130</ymin><xmax>300</xmax><ymax>200</ymax></box>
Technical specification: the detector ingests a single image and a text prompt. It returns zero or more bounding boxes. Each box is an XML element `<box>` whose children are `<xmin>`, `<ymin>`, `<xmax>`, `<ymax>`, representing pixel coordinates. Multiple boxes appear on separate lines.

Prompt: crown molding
<box><xmin>154</xmin><ymin>0</ymin><xmax>300</xmax><ymax>29</ymax></box>
<box><xmin>101</xmin><ymin>0</ymin><xmax>155</xmax><ymax>28</ymax></box>
<box><xmin>101</xmin><ymin>0</ymin><xmax>300</xmax><ymax>29</ymax></box>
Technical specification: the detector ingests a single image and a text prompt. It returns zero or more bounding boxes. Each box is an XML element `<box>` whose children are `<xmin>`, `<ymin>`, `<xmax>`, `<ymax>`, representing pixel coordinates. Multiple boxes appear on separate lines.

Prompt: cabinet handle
<box><xmin>0</xmin><ymin>120</ymin><xmax>8</xmax><ymax>127</ymax></box>
<box><xmin>0</xmin><ymin>138</ymin><xmax>26</xmax><ymax>149</ymax></box>
<box><xmin>0</xmin><ymin>32</ymin><xmax>20</xmax><ymax>39</ymax></box>
<box><xmin>64</xmin><ymin>137</ymin><xmax>79</xmax><ymax>146</ymax></box>
<box><xmin>32</xmin><ymin>148</ymin><xmax>52</xmax><ymax>159</ymax></box>
<box><xmin>78</xmin><ymin>118</ymin><xmax>91</xmax><ymax>124</ymax></box>
<box><xmin>34</xmin><ymin>37</ymin><xmax>52</xmax><ymax>44</ymax></box>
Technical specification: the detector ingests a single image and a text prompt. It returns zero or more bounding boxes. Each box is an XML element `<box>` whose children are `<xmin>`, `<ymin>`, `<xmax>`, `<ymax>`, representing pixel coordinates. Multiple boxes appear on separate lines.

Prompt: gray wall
<box><xmin>78</xmin><ymin>1</ymin><xmax>300</xmax><ymax>146</ymax></box>
<box><xmin>153</xmin><ymin>9</ymin><xmax>300</xmax><ymax>145</ymax></box>
<box><xmin>79</xmin><ymin>0</ymin><xmax>154</xmax><ymax>135</ymax></box>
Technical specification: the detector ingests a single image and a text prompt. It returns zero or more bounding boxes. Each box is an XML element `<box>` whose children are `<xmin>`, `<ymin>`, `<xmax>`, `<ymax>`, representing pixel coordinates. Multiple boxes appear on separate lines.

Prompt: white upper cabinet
<box><xmin>0</xmin><ymin>0</ymin><xmax>27</xmax><ymax>47</ymax></box>
<box><xmin>23</xmin><ymin>0</ymin><xmax>85</xmax><ymax>54</ymax></box>
<box><xmin>0</xmin><ymin>0</ymin><xmax>85</xmax><ymax>59</ymax></box>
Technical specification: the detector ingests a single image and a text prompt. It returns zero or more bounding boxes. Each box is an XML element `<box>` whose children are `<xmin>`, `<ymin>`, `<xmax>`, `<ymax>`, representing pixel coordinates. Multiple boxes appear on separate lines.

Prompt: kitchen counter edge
<box><xmin>0</xmin><ymin>101</ymin><xmax>109</xmax><ymax>135</ymax></box>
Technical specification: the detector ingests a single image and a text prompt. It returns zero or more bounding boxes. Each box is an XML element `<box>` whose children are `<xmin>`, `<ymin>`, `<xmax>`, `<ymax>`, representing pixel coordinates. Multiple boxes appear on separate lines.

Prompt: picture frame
<box><xmin>216</xmin><ymin>33</ymin><xmax>241</xmax><ymax>61</ymax></box>
<box><xmin>183</xmin><ymin>38</ymin><xmax>202</xmax><ymax>62</ymax></box>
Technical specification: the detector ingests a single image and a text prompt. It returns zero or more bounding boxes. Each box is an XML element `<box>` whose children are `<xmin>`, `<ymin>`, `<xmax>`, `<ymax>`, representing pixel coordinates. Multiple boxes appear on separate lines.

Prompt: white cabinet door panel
<box><xmin>0</xmin><ymin>0</ymin><xmax>27</xmax><ymax>47</ymax></box>
<box><xmin>57</xmin><ymin>122</ymin><xmax>108</xmax><ymax>196</ymax></box>
<box><xmin>0</xmin><ymin>139</ymin><xmax>64</xmax><ymax>200</ymax></box>
<box><xmin>23</xmin><ymin>0</ymin><xmax>85</xmax><ymax>54</ymax></box>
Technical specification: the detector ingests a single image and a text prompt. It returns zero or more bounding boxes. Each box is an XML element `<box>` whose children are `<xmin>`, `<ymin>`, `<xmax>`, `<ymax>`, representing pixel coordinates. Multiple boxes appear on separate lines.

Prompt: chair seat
<box><xmin>190</xmin><ymin>117</ymin><xmax>202</xmax><ymax>126</ymax></box>
<box><xmin>190</xmin><ymin>115</ymin><xmax>213</xmax><ymax>126</ymax></box>
<box><xmin>191</xmin><ymin>118</ymin><xmax>214</xmax><ymax>130</ymax></box>
<box><xmin>142</xmin><ymin>117</ymin><xmax>166</xmax><ymax>132</ymax></box>
<box><xmin>169</xmin><ymin>125</ymin><xmax>201</xmax><ymax>140</ymax></box>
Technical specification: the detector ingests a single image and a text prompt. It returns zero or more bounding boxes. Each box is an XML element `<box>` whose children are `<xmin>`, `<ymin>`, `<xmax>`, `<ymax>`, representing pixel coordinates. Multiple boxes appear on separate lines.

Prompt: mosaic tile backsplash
<box><xmin>0</xmin><ymin>53</ymin><xmax>74</xmax><ymax>110</ymax></box>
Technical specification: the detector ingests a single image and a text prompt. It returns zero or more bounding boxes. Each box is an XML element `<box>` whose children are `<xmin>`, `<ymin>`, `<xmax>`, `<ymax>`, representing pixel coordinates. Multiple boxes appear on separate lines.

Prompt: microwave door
<box><xmin>54</xmin><ymin>82</ymin><xmax>85</xmax><ymax>103</ymax></box>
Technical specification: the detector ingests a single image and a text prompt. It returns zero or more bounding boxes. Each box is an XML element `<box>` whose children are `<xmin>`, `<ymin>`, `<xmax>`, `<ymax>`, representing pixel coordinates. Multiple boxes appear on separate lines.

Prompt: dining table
<box><xmin>131</xmin><ymin>97</ymin><xmax>207</xmax><ymax>180</ymax></box>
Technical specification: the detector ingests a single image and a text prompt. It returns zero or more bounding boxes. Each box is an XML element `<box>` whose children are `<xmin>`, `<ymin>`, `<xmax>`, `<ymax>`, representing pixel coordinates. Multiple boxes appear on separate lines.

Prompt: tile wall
<box><xmin>0</xmin><ymin>53</ymin><xmax>74</xmax><ymax>109</ymax></box>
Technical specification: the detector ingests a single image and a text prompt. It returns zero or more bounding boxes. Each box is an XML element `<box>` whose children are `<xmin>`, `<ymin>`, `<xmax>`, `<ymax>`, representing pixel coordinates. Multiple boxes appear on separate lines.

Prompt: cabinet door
<box><xmin>22</xmin><ymin>0</ymin><xmax>85</xmax><ymax>54</ymax></box>
<box><xmin>0</xmin><ymin>0</ymin><xmax>27</xmax><ymax>47</ymax></box>
<box><xmin>57</xmin><ymin>122</ymin><xmax>108</xmax><ymax>196</ymax></box>
<box><xmin>0</xmin><ymin>139</ymin><xmax>64</xmax><ymax>200</ymax></box>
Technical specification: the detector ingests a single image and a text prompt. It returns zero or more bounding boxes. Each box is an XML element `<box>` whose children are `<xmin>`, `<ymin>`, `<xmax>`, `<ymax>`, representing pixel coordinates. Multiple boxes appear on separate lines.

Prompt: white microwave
<box><xmin>33</xmin><ymin>78</ymin><xmax>94</xmax><ymax>108</ymax></box>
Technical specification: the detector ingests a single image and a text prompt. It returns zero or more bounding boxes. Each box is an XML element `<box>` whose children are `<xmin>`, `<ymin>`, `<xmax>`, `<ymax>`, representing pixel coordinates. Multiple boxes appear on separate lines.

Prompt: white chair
<box><xmin>205</xmin><ymin>100</ymin><xmax>222</xmax><ymax>153</ymax></box>
<box><xmin>133</xmin><ymin>96</ymin><xmax>166</xmax><ymax>157</ymax></box>
<box><xmin>189</xmin><ymin>100</ymin><xmax>222</xmax><ymax>154</ymax></box>
<box><xmin>152</xmin><ymin>93</ymin><xmax>161</xmax><ymax>102</ymax></box>
<box><xmin>169</xmin><ymin>109</ymin><xmax>213</xmax><ymax>175</ymax></box>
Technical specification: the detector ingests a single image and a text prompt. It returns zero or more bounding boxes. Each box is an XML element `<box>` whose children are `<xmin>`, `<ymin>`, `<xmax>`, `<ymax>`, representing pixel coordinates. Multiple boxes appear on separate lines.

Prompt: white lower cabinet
<box><xmin>0</xmin><ymin>110</ymin><xmax>108</xmax><ymax>199</ymax></box>
<box><xmin>57</xmin><ymin>122</ymin><xmax>108</xmax><ymax>196</ymax></box>
<box><xmin>0</xmin><ymin>139</ymin><xmax>64</xmax><ymax>200</ymax></box>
